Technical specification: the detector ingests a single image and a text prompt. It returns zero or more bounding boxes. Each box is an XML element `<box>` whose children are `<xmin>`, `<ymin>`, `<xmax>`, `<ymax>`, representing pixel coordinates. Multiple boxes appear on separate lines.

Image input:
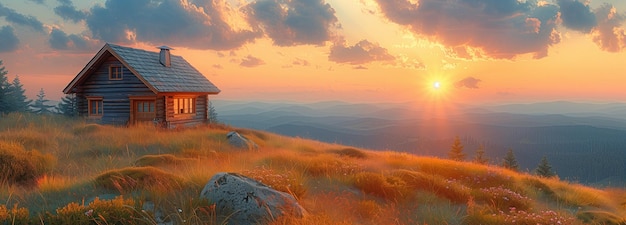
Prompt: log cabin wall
<box><xmin>164</xmin><ymin>94</ymin><xmax>209</xmax><ymax>128</ymax></box>
<box><xmin>76</xmin><ymin>56</ymin><xmax>155</xmax><ymax>125</ymax></box>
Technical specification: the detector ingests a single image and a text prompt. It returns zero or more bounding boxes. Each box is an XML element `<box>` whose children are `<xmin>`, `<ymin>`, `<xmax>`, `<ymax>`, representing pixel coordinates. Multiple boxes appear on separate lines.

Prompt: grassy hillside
<box><xmin>0</xmin><ymin>113</ymin><xmax>625</xmax><ymax>224</ymax></box>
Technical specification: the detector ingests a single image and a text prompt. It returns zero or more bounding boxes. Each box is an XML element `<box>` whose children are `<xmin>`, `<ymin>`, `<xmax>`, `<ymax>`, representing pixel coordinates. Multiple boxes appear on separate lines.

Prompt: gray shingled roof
<box><xmin>108</xmin><ymin>43</ymin><xmax>220</xmax><ymax>93</ymax></box>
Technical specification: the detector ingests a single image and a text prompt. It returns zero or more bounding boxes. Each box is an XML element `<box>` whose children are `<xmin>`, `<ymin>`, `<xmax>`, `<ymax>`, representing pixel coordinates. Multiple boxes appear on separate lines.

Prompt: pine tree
<box><xmin>32</xmin><ymin>88</ymin><xmax>54</xmax><ymax>114</ymax></box>
<box><xmin>208</xmin><ymin>100</ymin><xmax>218</xmax><ymax>124</ymax></box>
<box><xmin>448</xmin><ymin>136</ymin><xmax>465</xmax><ymax>161</ymax></box>
<box><xmin>8</xmin><ymin>75</ymin><xmax>32</xmax><ymax>112</ymax></box>
<box><xmin>56</xmin><ymin>94</ymin><xmax>77</xmax><ymax>117</ymax></box>
<box><xmin>0</xmin><ymin>60</ymin><xmax>10</xmax><ymax>113</ymax></box>
<box><xmin>502</xmin><ymin>148</ymin><xmax>519</xmax><ymax>171</ymax></box>
<box><xmin>473</xmin><ymin>144</ymin><xmax>489</xmax><ymax>165</ymax></box>
<box><xmin>535</xmin><ymin>156</ymin><xmax>555</xmax><ymax>178</ymax></box>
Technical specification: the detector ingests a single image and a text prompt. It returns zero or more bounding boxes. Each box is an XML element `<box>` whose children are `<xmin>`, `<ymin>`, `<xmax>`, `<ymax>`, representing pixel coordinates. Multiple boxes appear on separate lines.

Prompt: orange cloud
<box><xmin>374</xmin><ymin>0</ymin><xmax>561</xmax><ymax>59</ymax></box>
<box><xmin>329</xmin><ymin>40</ymin><xmax>395</xmax><ymax>65</ymax></box>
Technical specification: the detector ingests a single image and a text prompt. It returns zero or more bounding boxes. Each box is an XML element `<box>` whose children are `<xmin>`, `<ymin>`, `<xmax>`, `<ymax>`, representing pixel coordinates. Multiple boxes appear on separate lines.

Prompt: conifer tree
<box><xmin>502</xmin><ymin>148</ymin><xmax>519</xmax><ymax>171</ymax></box>
<box><xmin>535</xmin><ymin>156</ymin><xmax>555</xmax><ymax>178</ymax></box>
<box><xmin>208</xmin><ymin>100</ymin><xmax>218</xmax><ymax>124</ymax></box>
<box><xmin>56</xmin><ymin>94</ymin><xmax>77</xmax><ymax>117</ymax></box>
<box><xmin>448</xmin><ymin>136</ymin><xmax>465</xmax><ymax>161</ymax></box>
<box><xmin>473</xmin><ymin>144</ymin><xmax>489</xmax><ymax>165</ymax></box>
<box><xmin>8</xmin><ymin>75</ymin><xmax>32</xmax><ymax>112</ymax></box>
<box><xmin>32</xmin><ymin>88</ymin><xmax>54</xmax><ymax>114</ymax></box>
<box><xmin>0</xmin><ymin>60</ymin><xmax>10</xmax><ymax>113</ymax></box>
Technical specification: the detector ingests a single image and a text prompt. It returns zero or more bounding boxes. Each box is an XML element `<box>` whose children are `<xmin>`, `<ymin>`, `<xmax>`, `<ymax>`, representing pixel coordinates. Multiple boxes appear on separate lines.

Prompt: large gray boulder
<box><xmin>227</xmin><ymin>131</ymin><xmax>258</xmax><ymax>150</ymax></box>
<box><xmin>200</xmin><ymin>172</ymin><xmax>305</xmax><ymax>224</ymax></box>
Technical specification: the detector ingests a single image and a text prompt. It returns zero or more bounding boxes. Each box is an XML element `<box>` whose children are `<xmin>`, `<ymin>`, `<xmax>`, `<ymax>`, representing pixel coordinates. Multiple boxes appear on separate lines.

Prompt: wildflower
<box><xmin>85</xmin><ymin>209</ymin><xmax>94</xmax><ymax>217</ymax></box>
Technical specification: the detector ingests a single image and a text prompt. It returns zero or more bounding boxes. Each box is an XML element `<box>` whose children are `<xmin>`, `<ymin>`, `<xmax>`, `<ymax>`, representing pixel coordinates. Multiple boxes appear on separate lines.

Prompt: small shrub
<box><xmin>50</xmin><ymin>196</ymin><xmax>141</xmax><ymax>225</ymax></box>
<box><xmin>94</xmin><ymin>167</ymin><xmax>185</xmax><ymax>194</ymax></box>
<box><xmin>0</xmin><ymin>204</ymin><xmax>30</xmax><ymax>224</ymax></box>
<box><xmin>0</xmin><ymin>141</ymin><xmax>56</xmax><ymax>186</ymax></box>
<box><xmin>52</xmin><ymin>202</ymin><xmax>89</xmax><ymax>224</ymax></box>
<box><xmin>88</xmin><ymin>196</ymin><xmax>137</xmax><ymax>224</ymax></box>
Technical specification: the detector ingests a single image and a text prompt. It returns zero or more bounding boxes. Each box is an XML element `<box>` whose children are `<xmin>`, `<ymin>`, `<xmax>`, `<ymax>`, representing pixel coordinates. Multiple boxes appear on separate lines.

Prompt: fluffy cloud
<box><xmin>48</xmin><ymin>28</ymin><xmax>98</xmax><ymax>51</ymax></box>
<box><xmin>54</xmin><ymin>1</ymin><xmax>87</xmax><ymax>23</ymax></box>
<box><xmin>0</xmin><ymin>2</ymin><xmax>44</xmax><ymax>32</ymax></box>
<box><xmin>27</xmin><ymin>0</ymin><xmax>44</xmax><ymax>4</ymax></box>
<box><xmin>49</xmin><ymin>28</ymin><xmax>70</xmax><ymax>49</ymax></box>
<box><xmin>240</xmin><ymin>55</ymin><xmax>265</xmax><ymax>67</ymax></box>
<box><xmin>0</xmin><ymin>26</ymin><xmax>19</xmax><ymax>52</ymax></box>
<box><xmin>374</xmin><ymin>0</ymin><xmax>561</xmax><ymax>59</ymax></box>
<box><xmin>329</xmin><ymin>40</ymin><xmax>395</xmax><ymax>65</ymax></box>
<box><xmin>455</xmin><ymin>77</ymin><xmax>481</xmax><ymax>89</ymax></box>
<box><xmin>592</xmin><ymin>4</ymin><xmax>626</xmax><ymax>52</ymax></box>
<box><xmin>557</xmin><ymin>0</ymin><xmax>597</xmax><ymax>33</ymax></box>
<box><xmin>85</xmin><ymin>0</ymin><xmax>260</xmax><ymax>50</ymax></box>
<box><xmin>245</xmin><ymin>0</ymin><xmax>339</xmax><ymax>46</ymax></box>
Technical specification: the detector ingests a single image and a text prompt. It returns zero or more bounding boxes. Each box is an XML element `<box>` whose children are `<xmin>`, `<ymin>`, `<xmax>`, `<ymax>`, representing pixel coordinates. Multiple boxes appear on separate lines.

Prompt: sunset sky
<box><xmin>0</xmin><ymin>0</ymin><xmax>625</xmax><ymax>104</ymax></box>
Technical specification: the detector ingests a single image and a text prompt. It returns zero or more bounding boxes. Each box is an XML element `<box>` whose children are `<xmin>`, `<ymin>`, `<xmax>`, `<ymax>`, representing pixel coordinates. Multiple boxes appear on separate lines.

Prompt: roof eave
<box><xmin>160</xmin><ymin>90</ymin><xmax>221</xmax><ymax>95</ymax></box>
<box><xmin>63</xmin><ymin>43</ymin><xmax>160</xmax><ymax>95</ymax></box>
<box><xmin>106</xmin><ymin>46</ymin><xmax>160</xmax><ymax>94</ymax></box>
<box><xmin>63</xmin><ymin>44</ymin><xmax>111</xmax><ymax>94</ymax></box>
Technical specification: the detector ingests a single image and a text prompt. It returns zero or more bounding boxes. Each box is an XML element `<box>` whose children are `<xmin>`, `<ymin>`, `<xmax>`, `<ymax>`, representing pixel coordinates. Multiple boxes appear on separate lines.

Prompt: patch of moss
<box><xmin>94</xmin><ymin>166</ymin><xmax>185</xmax><ymax>193</ymax></box>
<box><xmin>0</xmin><ymin>141</ymin><xmax>56</xmax><ymax>186</ymax></box>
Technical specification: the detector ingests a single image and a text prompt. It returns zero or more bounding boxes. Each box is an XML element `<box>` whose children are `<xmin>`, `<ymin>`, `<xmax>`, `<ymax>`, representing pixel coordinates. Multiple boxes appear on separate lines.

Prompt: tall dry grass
<box><xmin>0</xmin><ymin>113</ymin><xmax>624</xmax><ymax>224</ymax></box>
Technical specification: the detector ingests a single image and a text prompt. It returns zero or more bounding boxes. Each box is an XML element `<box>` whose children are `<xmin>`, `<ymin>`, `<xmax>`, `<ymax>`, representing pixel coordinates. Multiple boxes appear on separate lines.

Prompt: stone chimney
<box><xmin>158</xmin><ymin>46</ymin><xmax>173</xmax><ymax>67</ymax></box>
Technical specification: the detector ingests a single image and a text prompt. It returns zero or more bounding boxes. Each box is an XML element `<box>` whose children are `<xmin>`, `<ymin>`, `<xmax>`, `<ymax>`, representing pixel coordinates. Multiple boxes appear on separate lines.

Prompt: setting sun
<box><xmin>433</xmin><ymin>81</ymin><xmax>441</xmax><ymax>89</ymax></box>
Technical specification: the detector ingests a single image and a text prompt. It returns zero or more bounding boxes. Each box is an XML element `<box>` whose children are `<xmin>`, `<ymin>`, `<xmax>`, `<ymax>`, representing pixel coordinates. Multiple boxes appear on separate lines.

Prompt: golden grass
<box><xmin>36</xmin><ymin>175</ymin><xmax>76</xmax><ymax>193</ymax></box>
<box><xmin>0</xmin><ymin>113</ymin><xmax>624</xmax><ymax>224</ymax></box>
<box><xmin>134</xmin><ymin>154</ymin><xmax>198</xmax><ymax>167</ymax></box>
<box><xmin>94</xmin><ymin>166</ymin><xmax>186</xmax><ymax>194</ymax></box>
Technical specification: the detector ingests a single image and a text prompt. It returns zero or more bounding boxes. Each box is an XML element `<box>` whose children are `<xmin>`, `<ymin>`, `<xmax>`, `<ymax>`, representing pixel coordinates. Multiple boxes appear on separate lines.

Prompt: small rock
<box><xmin>200</xmin><ymin>172</ymin><xmax>305</xmax><ymax>224</ymax></box>
<box><xmin>227</xmin><ymin>131</ymin><xmax>258</xmax><ymax>150</ymax></box>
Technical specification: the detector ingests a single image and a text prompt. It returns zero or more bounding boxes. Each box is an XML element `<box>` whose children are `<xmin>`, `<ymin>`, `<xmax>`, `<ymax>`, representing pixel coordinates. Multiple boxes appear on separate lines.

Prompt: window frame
<box><xmin>87</xmin><ymin>97</ymin><xmax>103</xmax><ymax>118</ymax></box>
<box><xmin>173</xmin><ymin>97</ymin><xmax>196</xmax><ymax>115</ymax></box>
<box><xmin>109</xmin><ymin>65</ymin><xmax>123</xmax><ymax>80</ymax></box>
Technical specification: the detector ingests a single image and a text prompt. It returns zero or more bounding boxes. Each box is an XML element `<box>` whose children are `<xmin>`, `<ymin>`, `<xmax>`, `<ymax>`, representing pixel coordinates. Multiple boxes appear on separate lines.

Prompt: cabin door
<box><xmin>133</xmin><ymin>100</ymin><xmax>156</xmax><ymax>124</ymax></box>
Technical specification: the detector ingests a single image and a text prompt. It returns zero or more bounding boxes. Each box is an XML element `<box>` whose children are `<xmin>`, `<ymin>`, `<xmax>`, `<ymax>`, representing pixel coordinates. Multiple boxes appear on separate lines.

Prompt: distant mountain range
<box><xmin>214</xmin><ymin>100</ymin><xmax>626</xmax><ymax>187</ymax></box>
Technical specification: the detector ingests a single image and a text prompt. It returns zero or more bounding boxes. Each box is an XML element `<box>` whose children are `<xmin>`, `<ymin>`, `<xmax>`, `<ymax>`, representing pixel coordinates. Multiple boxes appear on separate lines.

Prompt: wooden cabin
<box><xmin>63</xmin><ymin>43</ymin><xmax>220</xmax><ymax>128</ymax></box>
